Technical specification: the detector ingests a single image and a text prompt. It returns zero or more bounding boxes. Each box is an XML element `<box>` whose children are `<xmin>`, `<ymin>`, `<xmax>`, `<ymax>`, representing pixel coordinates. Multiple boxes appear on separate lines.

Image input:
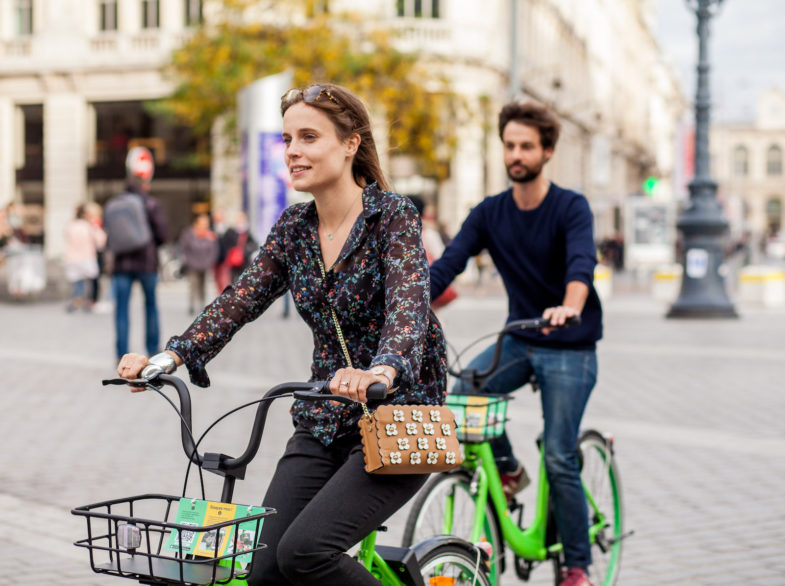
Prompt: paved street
<box><xmin>1</xmin><ymin>276</ymin><xmax>784</xmax><ymax>585</ymax></box>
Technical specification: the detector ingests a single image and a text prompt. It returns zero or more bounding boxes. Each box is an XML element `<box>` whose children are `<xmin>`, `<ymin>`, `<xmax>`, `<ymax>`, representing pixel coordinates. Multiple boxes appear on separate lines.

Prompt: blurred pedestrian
<box><xmin>84</xmin><ymin>202</ymin><xmax>109</xmax><ymax>311</ymax></box>
<box><xmin>222</xmin><ymin>210</ymin><xmax>258</xmax><ymax>283</ymax></box>
<box><xmin>179</xmin><ymin>213</ymin><xmax>220</xmax><ymax>314</ymax></box>
<box><xmin>63</xmin><ymin>203</ymin><xmax>106</xmax><ymax>312</ymax></box>
<box><xmin>104</xmin><ymin>146</ymin><xmax>169</xmax><ymax>361</ymax></box>
<box><xmin>211</xmin><ymin>207</ymin><xmax>231</xmax><ymax>293</ymax></box>
<box><xmin>408</xmin><ymin>196</ymin><xmax>456</xmax><ymax>310</ymax></box>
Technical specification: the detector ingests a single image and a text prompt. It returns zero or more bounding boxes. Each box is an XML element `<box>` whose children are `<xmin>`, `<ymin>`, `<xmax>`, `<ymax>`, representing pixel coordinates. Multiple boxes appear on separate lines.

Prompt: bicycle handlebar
<box><xmin>101</xmin><ymin>376</ymin><xmax>388</xmax><ymax>473</ymax></box>
<box><xmin>448</xmin><ymin>315</ymin><xmax>581</xmax><ymax>383</ymax></box>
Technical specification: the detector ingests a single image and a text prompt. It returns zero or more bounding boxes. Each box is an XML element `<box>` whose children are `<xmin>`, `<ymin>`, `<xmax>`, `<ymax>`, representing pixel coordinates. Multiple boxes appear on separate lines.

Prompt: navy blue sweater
<box><xmin>430</xmin><ymin>183</ymin><xmax>602</xmax><ymax>349</ymax></box>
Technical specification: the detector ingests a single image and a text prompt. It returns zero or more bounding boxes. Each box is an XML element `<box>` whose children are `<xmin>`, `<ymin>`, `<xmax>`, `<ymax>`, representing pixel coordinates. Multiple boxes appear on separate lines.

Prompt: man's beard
<box><xmin>506</xmin><ymin>157</ymin><xmax>546</xmax><ymax>184</ymax></box>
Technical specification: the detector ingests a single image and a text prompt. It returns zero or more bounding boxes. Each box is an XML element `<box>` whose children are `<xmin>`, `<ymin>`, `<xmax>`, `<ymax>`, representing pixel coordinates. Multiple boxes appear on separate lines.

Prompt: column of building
<box><xmin>43</xmin><ymin>91</ymin><xmax>88</xmax><ymax>257</ymax></box>
<box><xmin>0</xmin><ymin>97</ymin><xmax>16</xmax><ymax>207</ymax></box>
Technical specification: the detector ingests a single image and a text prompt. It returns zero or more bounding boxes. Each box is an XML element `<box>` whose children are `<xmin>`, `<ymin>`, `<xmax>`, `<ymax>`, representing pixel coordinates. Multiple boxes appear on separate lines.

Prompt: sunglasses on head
<box><xmin>281</xmin><ymin>85</ymin><xmax>340</xmax><ymax>106</ymax></box>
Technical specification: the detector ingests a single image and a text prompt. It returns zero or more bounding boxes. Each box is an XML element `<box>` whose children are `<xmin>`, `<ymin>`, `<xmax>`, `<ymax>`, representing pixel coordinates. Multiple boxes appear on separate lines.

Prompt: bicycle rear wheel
<box><xmin>579</xmin><ymin>429</ymin><xmax>623</xmax><ymax>585</ymax></box>
<box><xmin>403</xmin><ymin>470</ymin><xmax>503</xmax><ymax>584</ymax></box>
<box><xmin>418</xmin><ymin>543</ymin><xmax>493</xmax><ymax>586</ymax></box>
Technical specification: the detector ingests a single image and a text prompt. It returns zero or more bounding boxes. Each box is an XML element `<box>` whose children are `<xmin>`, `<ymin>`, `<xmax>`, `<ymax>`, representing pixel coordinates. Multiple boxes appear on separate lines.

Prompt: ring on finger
<box><xmin>340</xmin><ymin>381</ymin><xmax>350</xmax><ymax>387</ymax></box>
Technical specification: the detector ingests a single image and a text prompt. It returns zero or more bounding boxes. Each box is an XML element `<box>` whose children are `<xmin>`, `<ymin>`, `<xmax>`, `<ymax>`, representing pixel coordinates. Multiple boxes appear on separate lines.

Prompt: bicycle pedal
<box><xmin>514</xmin><ymin>555</ymin><xmax>534</xmax><ymax>581</ymax></box>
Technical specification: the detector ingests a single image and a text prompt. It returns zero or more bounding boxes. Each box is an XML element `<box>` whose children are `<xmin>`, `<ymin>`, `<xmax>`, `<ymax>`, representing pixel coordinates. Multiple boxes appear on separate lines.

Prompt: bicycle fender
<box><xmin>411</xmin><ymin>534</ymin><xmax>490</xmax><ymax>566</ymax></box>
<box><xmin>374</xmin><ymin>545</ymin><xmax>426</xmax><ymax>586</ymax></box>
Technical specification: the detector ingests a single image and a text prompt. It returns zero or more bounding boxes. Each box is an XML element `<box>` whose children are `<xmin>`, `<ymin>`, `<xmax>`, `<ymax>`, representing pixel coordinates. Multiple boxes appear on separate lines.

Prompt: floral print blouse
<box><xmin>167</xmin><ymin>183</ymin><xmax>447</xmax><ymax>445</ymax></box>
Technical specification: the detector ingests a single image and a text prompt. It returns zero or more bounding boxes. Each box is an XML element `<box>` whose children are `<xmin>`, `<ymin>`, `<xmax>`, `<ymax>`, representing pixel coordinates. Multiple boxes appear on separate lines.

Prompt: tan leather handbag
<box><xmin>358</xmin><ymin>404</ymin><xmax>462</xmax><ymax>474</ymax></box>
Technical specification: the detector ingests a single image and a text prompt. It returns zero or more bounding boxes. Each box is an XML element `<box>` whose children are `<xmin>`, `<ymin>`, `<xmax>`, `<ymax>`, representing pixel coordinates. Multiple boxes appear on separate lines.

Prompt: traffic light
<box><xmin>642</xmin><ymin>176</ymin><xmax>659</xmax><ymax>196</ymax></box>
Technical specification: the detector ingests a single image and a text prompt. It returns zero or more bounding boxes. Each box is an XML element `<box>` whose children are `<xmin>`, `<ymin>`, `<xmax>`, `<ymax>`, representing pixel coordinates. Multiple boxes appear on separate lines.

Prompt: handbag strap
<box><xmin>315</xmin><ymin>255</ymin><xmax>373</xmax><ymax>420</ymax></box>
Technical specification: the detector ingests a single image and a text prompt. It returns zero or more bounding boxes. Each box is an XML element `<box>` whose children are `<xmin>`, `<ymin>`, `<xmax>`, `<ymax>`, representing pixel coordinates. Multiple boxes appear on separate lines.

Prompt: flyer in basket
<box><xmin>165</xmin><ymin>498</ymin><xmax>266</xmax><ymax>562</ymax></box>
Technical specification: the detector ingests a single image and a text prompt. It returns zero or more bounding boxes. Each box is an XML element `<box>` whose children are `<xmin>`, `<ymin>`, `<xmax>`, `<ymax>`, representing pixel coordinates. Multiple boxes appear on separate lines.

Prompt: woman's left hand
<box><xmin>330</xmin><ymin>367</ymin><xmax>388</xmax><ymax>403</ymax></box>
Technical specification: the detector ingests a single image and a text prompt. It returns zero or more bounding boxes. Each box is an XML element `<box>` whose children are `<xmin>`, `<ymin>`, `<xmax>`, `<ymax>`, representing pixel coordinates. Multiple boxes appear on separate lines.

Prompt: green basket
<box><xmin>446</xmin><ymin>394</ymin><xmax>510</xmax><ymax>443</ymax></box>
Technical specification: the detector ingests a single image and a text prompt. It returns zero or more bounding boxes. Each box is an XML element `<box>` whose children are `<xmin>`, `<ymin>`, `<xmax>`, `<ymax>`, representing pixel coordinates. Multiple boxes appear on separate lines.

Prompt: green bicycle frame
<box><xmin>356</xmin><ymin>530</ymin><xmax>407</xmax><ymax>585</ymax></box>
<box><xmin>461</xmin><ymin>441</ymin><xmax>607</xmax><ymax>560</ymax></box>
<box><xmin>215</xmin><ymin>531</ymin><xmax>403</xmax><ymax>586</ymax></box>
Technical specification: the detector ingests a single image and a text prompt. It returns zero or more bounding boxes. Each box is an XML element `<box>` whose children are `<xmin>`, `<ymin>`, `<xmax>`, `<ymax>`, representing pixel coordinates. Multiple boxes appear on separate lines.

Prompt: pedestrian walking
<box><xmin>210</xmin><ymin>207</ymin><xmax>231</xmax><ymax>293</ymax></box>
<box><xmin>117</xmin><ymin>83</ymin><xmax>446</xmax><ymax>586</ymax></box>
<box><xmin>221</xmin><ymin>210</ymin><xmax>258</xmax><ymax>283</ymax></box>
<box><xmin>178</xmin><ymin>213</ymin><xmax>220</xmax><ymax>314</ymax></box>
<box><xmin>84</xmin><ymin>202</ymin><xmax>110</xmax><ymax>312</ymax></box>
<box><xmin>104</xmin><ymin>146</ymin><xmax>169</xmax><ymax>361</ymax></box>
<box><xmin>429</xmin><ymin>101</ymin><xmax>603</xmax><ymax>586</ymax></box>
<box><xmin>63</xmin><ymin>203</ymin><xmax>106</xmax><ymax>312</ymax></box>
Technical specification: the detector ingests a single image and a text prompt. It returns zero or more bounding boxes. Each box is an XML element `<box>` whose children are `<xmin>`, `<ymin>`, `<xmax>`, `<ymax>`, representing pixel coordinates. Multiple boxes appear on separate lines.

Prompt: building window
<box><xmin>396</xmin><ymin>0</ymin><xmax>441</xmax><ymax>18</ymax></box>
<box><xmin>141</xmin><ymin>0</ymin><xmax>160</xmax><ymax>29</ymax></box>
<box><xmin>16</xmin><ymin>0</ymin><xmax>33</xmax><ymax>35</ymax></box>
<box><xmin>733</xmin><ymin>145</ymin><xmax>749</xmax><ymax>177</ymax></box>
<box><xmin>99</xmin><ymin>0</ymin><xmax>118</xmax><ymax>32</ymax></box>
<box><xmin>185</xmin><ymin>0</ymin><xmax>202</xmax><ymax>26</ymax></box>
<box><xmin>765</xmin><ymin>197</ymin><xmax>782</xmax><ymax>234</ymax></box>
<box><xmin>767</xmin><ymin>145</ymin><xmax>782</xmax><ymax>176</ymax></box>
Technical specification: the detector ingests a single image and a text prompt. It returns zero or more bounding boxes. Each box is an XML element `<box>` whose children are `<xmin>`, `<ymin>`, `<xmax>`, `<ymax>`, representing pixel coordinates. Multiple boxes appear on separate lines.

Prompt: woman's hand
<box><xmin>330</xmin><ymin>367</ymin><xmax>391</xmax><ymax>403</ymax></box>
<box><xmin>117</xmin><ymin>352</ymin><xmax>150</xmax><ymax>392</ymax></box>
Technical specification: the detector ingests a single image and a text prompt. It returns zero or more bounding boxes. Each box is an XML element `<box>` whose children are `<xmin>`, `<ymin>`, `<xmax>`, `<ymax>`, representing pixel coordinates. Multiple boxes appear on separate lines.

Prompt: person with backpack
<box><xmin>103</xmin><ymin>146</ymin><xmax>169</xmax><ymax>361</ymax></box>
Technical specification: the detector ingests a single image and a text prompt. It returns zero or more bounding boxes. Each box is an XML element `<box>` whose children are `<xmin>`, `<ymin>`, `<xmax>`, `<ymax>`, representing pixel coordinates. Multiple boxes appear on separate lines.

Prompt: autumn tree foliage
<box><xmin>154</xmin><ymin>0</ymin><xmax>460</xmax><ymax>179</ymax></box>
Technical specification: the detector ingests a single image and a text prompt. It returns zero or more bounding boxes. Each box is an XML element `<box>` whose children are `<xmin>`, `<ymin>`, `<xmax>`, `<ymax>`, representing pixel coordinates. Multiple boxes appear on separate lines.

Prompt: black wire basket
<box><xmin>72</xmin><ymin>494</ymin><xmax>275</xmax><ymax>585</ymax></box>
<box><xmin>446</xmin><ymin>394</ymin><xmax>511</xmax><ymax>443</ymax></box>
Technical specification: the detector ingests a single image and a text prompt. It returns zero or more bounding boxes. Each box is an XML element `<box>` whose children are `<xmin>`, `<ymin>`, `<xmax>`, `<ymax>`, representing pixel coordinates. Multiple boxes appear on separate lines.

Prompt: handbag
<box><xmin>315</xmin><ymin>255</ymin><xmax>462</xmax><ymax>475</ymax></box>
<box><xmin>226</xmin><ymin>232</ymin><xmax>248</xmax><ymax>268</ymax></box>
<box><xmin>358</xmin><ymin>404</ymin><xmax>462</xmax><ymax>474</ymax></box>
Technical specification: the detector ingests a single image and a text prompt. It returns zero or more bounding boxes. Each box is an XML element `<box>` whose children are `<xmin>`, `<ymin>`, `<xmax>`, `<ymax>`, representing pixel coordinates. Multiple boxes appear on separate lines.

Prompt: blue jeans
<box><xmin>453</xmin><ymin>336</ymin><xmax>597</xmax><ymax>569</ymax></box>
<box><xmin>112</xmin><ymin>271</ymin><xmax>160</xmax><ymax>359</ymax></box>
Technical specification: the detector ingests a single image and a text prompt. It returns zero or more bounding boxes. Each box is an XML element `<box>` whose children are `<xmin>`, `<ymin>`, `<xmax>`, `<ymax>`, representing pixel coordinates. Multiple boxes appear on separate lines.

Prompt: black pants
<box><xmin>248</xmin><ymin>425</ymin><xmax>427</xmax><ymax>585</ymax></box>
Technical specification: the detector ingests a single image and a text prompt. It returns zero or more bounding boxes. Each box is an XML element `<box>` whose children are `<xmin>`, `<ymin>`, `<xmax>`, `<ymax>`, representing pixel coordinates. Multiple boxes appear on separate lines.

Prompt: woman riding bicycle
<box><xmin>117</xmin><ymin>83</ymin><xmax>447</xmax><ymax>585</ymax></box>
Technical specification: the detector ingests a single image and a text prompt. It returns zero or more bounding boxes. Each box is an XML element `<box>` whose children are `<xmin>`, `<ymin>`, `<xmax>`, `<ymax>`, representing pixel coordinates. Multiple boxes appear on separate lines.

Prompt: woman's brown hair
<box><xmin>281</xmin><ymin>84</ymin><xmax>390</xmax><ymax>191</ymax></box>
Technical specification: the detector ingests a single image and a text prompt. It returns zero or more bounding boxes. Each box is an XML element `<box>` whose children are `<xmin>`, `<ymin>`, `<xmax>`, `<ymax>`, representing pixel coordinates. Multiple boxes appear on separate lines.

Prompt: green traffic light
<box><xmin>642</xmin><ymin>176</ymin><xmax>659</xmax><ymax>195</ymax></box>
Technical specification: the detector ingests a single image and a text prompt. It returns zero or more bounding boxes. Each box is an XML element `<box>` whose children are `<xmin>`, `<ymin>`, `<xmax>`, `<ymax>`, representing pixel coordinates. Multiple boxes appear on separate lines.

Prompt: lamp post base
<box><xmin>666</xmin><ymin>300</ymin><xmax>738</xmax><ymax>318</ymax></box>
<box><xmin>667</xmin><ymin>181</ymin><xmax>738</xmax><ymax>319</ymax></box>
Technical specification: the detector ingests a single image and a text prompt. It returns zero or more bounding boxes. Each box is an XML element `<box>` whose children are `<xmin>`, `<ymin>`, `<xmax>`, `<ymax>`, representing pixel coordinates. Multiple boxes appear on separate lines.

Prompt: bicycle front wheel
<box><xmin>403</xmin><ymin>470</ymin><xmax>503</xmax><ymax>584</ymax></box>
<box><xmin>579</xmin><ymin>429</ymin><xmax>623</xmax><ymax>585</ymax></box>
<box><xmin>418</xmin><ymin>543</ymin><xmax>493</xmax><ymax>586</ymax></box>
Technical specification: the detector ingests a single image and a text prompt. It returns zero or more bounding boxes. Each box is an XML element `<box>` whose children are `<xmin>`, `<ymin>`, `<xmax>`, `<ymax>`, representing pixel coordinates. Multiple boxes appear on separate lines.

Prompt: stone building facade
<box><xmin>711</xmin><ymin>88</ymin><xmax>785</xmax><ymax>246</ymax></box>
<box><xmin>0</xmin><ymin>0</ymin><xmax>684</xmax><ymax>260</ymax></box>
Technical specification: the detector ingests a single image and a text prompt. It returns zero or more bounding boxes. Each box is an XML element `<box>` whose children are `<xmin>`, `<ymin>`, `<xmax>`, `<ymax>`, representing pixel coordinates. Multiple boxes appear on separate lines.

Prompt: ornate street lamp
<box><xmin>667</xmin><ymin>0</ymin><xmax>737</xmax><ymax>318</ymax></box>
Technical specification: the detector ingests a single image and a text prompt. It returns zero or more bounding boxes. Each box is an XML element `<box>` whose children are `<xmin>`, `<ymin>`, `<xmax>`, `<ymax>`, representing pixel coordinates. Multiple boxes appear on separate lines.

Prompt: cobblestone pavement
<box><xmin>1</xmin><ymin>277</ymin><xmax>784</xmax><ymax>585</ymax></box>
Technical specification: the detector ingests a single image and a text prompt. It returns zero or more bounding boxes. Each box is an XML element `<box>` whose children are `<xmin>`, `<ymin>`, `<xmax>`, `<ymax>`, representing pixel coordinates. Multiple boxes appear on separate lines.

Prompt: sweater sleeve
<box><xmin>429</xmin><ymin>203</ymin><xmax>487</xmax><ymax>300</ymax></box>
<box><xmin>563</xmin><ymin>195</ymin><xmax>598</xmax><ymax>288</ymax></box>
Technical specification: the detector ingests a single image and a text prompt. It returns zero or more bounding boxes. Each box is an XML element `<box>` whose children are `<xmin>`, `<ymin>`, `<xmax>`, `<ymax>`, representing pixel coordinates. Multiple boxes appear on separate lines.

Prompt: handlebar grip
<box><xmin>561</xmin><ymin>315</ymin><xmax>581</xmax><ymax>327</ymax></box>
<box><xmin>365</xmin><ymin>382</ymin><xmax>388</xmax><ymax>401</ymax></box>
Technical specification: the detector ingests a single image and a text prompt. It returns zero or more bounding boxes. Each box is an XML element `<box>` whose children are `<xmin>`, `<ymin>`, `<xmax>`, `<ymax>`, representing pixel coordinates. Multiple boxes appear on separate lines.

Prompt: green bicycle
<box><xmin>402</xmin><ymin>318</ymin><xmax>628</xmax><ymax>585</ymax></box>
<box><xmin>73</xmin><ymin>373</ymin><xmax>492</xmax><ymax>586</ymax></box>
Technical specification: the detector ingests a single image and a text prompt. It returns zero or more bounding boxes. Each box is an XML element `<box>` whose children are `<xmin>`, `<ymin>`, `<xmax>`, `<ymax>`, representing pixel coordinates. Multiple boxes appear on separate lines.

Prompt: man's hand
<box><xmin>541</xmin><ymin>305</ymin><xmax>580</xmax><ymax>335</ymax></box>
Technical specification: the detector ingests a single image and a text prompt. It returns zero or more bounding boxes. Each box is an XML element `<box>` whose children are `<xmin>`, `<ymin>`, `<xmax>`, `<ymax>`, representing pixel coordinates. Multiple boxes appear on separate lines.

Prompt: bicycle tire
<box><xmin>578</xmin><ymin>429</ymin><xmax>624</xmax><ymax>586</ymax></box>
<box><xmin>403</xmin><ymin>470</ymin><xmax>504</xmax><ymax>584</ymax></box>
<box><xmin>417</xmin><ymin>542</ymin><xmax>493</xmax><ymax>586</ymax></box>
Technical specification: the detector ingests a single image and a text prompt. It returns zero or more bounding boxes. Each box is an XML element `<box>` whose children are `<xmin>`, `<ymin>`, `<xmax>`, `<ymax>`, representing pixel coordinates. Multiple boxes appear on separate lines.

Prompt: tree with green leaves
<box><xmin>152</xmin><ymin>0</ymin><xmax>461</xmax><ymax>180</ymax></box>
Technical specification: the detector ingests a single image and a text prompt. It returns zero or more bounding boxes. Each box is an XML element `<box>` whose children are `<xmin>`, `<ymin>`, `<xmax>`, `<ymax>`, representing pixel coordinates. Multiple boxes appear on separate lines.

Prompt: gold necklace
<box><xmin>322</xmin><ymin>195</ymin><xmax>361</xmax><ymax>240</ymax></box>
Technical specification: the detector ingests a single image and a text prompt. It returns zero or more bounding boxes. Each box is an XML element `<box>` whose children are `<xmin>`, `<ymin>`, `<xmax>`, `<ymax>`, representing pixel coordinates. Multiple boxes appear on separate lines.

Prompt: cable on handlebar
<box><xmin>146</xmin><ymin>382</ymin><xmax>208</xmax><ymax>500</ymax></box>
<box><xmin>104</xmin><ymin>376</ymin><xmax>210</xmax><ymax>500</ymax></box>
<box><xmin>180</xmin><ymin>393</ymin><xmax>295</xmax><ymax>500</ymax></box>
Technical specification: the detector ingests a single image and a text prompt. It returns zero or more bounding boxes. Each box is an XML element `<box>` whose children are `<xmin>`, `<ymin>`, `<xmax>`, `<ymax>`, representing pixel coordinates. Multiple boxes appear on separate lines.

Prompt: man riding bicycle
<box><xmin>428</xmin><ymin>101</ymin><xmax>603</xmax><ymax>586</ymax></box>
